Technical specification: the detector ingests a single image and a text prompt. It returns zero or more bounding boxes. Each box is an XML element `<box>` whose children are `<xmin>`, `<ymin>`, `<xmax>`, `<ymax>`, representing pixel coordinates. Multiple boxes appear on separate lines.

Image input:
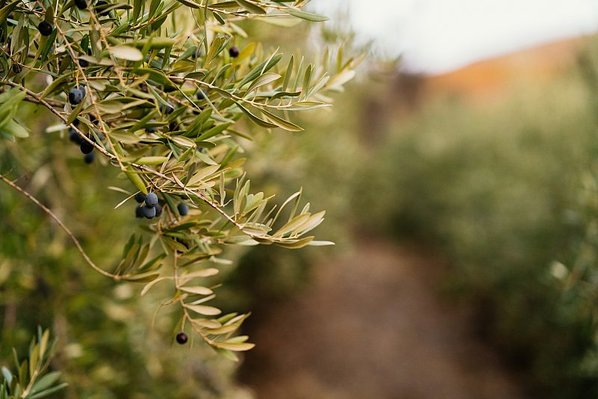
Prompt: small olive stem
<box><xmin>20</xmin><ymin>369</ymin><xmax>39</xmax><ymax>398</ymax></box>
<box><xmin>87</xmin><ymin>7</ymin><xmax>128</xmax><ymax>88</ymax></box>
<box><xmin>180</xmin><ymin>301</ymin><xmax>213</xmax><ymax>345</ymax></box>
<box><xmin>172</xmin><ymin>252</ymin><xmax>187</xmax><ymax>332</ymax></box>
<box><xmin>0</xmin><ymin>173</ymin><xmax>119</xmax><ymax>280</ymax></box>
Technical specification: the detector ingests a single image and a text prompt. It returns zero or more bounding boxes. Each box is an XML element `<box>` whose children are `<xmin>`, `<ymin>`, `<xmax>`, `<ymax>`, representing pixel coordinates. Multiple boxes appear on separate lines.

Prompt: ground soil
<box><xmin>239</xmin><ymin>238</ymin><xmax>527</xmax><ymax>399</ymax></box>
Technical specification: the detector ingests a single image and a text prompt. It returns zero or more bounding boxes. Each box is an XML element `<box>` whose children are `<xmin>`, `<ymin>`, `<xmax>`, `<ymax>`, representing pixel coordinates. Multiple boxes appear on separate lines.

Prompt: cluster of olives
<box><xmin>133</xmin><ymin>192</ymin><xmax>190</xmax><ymax>220</ymax></box>
<box><xmin>134</xmin><ymin>192</ymin><xmax>162</xmax><ymax>219</ymax></box>
<box><xmin>68</xmin><ymin>122</ymin><xmax>96</xmax><ymax>164</ymax></box>
<box><xmin>64</xmin><ymin>85</ymin><xmax>100</xmax><ymax>163</ymax></box>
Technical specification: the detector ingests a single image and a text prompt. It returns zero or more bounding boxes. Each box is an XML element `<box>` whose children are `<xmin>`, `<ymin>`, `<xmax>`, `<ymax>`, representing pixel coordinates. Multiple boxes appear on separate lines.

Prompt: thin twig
<box><xmin>0</xmin><ymin>173</ymin><xmax>119</xmax><ymax>280</ymax></box>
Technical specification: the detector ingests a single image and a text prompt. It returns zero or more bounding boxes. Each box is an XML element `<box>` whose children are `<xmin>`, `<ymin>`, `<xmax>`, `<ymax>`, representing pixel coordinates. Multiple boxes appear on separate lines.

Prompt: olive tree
<box><xmin>0</xmin><ymin>0</ymin><xmax>357</xmax><ymax>397</ymax></box>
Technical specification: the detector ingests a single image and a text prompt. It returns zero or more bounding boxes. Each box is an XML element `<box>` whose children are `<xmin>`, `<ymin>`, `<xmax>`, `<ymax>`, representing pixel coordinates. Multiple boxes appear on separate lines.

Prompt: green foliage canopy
<box><xmin>0</xmin><ymin>0</ymin><xmax>357</xmax><ymax>359</ymax></box>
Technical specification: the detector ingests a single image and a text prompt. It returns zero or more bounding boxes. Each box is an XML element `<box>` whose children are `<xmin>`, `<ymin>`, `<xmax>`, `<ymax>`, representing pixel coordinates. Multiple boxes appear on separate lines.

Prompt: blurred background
<box><xmin>4</xmin><ymin>1</ymin><xmax>598</xmax><ymax>398</ymax></box>
<box><xmin>238</xmin><ymin>1</ymin><xmax>598</xmax><ymax>398</ymax></box>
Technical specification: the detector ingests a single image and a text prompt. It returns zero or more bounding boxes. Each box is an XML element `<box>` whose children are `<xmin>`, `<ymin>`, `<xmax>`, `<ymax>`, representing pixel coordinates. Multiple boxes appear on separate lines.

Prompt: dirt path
<box><xmin>239</xmin><ymin>238</ymin><xmax>526</xmax><ymax>399</ymax></box>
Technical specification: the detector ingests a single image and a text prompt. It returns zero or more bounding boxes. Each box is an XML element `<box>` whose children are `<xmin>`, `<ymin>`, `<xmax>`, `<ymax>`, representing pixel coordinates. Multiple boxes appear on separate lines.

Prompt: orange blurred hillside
<box><xmin>421</xmin><ymin>37</ymin><xmax>587</xmax><ymax>102</ymax></box>
<box><xmin>368</xmin><ymin>37</ymin><xmax>591</xmax><ymax>143</ymax></box>
<box><xmin>363</xmin><ymin>37</ymin><xmax>589</xmax><ymax>142</ymax></box>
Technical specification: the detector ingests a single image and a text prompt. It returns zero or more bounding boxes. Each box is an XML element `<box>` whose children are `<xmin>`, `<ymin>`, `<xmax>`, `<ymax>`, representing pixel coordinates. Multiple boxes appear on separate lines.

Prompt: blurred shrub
<box><xmin>361</xmin><ymin>61</ymin><xmax>598</xmax><ymax>397</ymax></box>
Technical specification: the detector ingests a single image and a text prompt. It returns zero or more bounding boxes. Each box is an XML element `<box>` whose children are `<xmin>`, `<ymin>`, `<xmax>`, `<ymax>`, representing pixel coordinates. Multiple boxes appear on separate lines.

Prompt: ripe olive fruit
<box><xmin>69</xmin><ymin>87</ymin><xmax>86</xmax><ymax>105</ymax></box>
<box><xmin>134</xmin><ymin>192</ymin><xmax>146</xmax><ymax>203</ymax></box>
<box><xmin>145</xmin><ymin>192</ymin><xmax>159</xmax><ymax>207</ymax></box>
<box><xmin>83</xmin><ymin>152</ymin><xmax>94</xmax><ymax>164</ymax></box>
<box><xmin>69</xmin><ymin>128</ymin><xmax>83</xmax><ymax>145</ymax></box>
<box><xmin>228</xmin><ymin>46</ymin><xmax>240</xmax><ymax>58</ymax></box>
<box><xmin>74</xmin><ymin>0</ymin><xmax>87</xmax><ymax>9</ymax></box>
<box><xmin>80</xmin><ymin>140</ymin><xmax>94</xmax><ymax>154</ymax></box>
<box><xmin>135</xmin><ymin>206</ymin><xmax>144</xmax><ymax>218</ymax></box>
<box><xmin>177</xmin><ymin>203</ymin><xmax>189</xmax><ymax>216</ymax></box>
<box><xmin>142</xmin><ymin>205</ymin><xmax>156</xmax><ymax>219</ymax></box>
<box><xmin>37</xmin><ymin>21</ymin><xmax>53</xmax><ymax>36</ymax></box>
<box><xmin>176</xmin><ymin>332</ymin><xmax>188</xmax><ymax>345</ymax></box>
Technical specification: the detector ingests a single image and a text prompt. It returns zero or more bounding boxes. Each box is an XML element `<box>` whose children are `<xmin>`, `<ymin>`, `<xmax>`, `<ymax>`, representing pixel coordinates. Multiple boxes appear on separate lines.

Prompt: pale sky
<box><xmin>311</xmin><ymin>0</ymin><xmax>598</xmax><ymax>73</ymax></box>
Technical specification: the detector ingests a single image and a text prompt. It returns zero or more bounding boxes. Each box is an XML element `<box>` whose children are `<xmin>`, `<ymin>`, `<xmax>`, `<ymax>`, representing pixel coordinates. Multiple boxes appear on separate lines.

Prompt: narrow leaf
<box><xmin>109</xmin><ymin>46</ymin><xmax>144</xmax><ymax>61</ymax></box>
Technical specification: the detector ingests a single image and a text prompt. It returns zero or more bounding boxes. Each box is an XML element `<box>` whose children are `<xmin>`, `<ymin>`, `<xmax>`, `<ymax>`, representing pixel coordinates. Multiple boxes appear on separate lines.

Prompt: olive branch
<box><xmin>0</xmin><ymin>0</ymin><xmax>358</xmax><ymax>355</ymax></box>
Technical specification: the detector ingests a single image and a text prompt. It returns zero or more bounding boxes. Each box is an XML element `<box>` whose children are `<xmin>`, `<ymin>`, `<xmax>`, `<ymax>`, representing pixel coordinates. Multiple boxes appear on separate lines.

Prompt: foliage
<box><xmin>360</xmin><ymin>60</ymin><xmax>598</xmax><ymax>397</ymax></box>
<box><xmin>222</xmin><ymin>69</ymin><xmax>369</xmax><ymax>312</ymax></box>
<box><xmin>0</xmin><ymin>329</ymin><xmax>67</xmax><ymax>399</ymax></box>
<box><xmin>0</xmin><ymin>0</ymin><xmax>357</xmax><ymax>348</ymax></box>
<box><xmin>0</xmin><ymin>0</ymin><xmax>358</xmax><ymax>397</ymax></box>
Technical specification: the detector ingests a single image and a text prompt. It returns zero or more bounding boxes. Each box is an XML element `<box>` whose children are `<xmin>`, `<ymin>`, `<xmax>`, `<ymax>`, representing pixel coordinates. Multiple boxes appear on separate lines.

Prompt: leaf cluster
<box><xmin>0</xmin><ymin>0</ymin><xmax>357</xmax><ymax>353</ymax></box>
<box><xmin>0</xmin><ymin>329</ymin><xmax>66</xmax><ymax>399</ymax></box>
